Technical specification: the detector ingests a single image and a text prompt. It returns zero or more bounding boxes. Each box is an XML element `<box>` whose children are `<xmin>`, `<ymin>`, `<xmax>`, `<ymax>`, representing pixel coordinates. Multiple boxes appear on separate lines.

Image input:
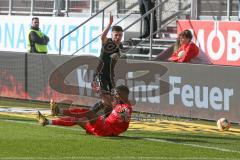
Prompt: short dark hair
<box><xmin>112</xmin><ymin>26</ymin><xmax>123</xmax><ymax>32</ymax></box>
<box><xmin>181</xmin><ymin>30</ymin><xmax>193</xmax><ymax>40</ymax></box>
<box><xmin>116</xmin><ymin>85</ymin><xmax>129</xmax><ymax>97</ymax></box>
<box><xmin>32</xmin><ymin>17</ymin><xmax>39</xmax><ymax>21</ymax></box>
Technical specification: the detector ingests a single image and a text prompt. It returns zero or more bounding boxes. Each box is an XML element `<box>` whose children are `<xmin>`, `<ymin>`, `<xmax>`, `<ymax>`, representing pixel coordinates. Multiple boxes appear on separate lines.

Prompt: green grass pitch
<box><xmin>0</xmin><ymin>99</ymin><xmax>240</xmax><ymax>160</ymax></box>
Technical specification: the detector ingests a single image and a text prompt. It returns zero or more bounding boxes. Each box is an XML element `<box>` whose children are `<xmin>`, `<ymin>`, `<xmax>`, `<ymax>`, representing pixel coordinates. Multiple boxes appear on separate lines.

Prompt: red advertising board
<box><xmin>177</xmin><ymin>20</ymin><xmax>240</xmax><ymax>66</ymax></box>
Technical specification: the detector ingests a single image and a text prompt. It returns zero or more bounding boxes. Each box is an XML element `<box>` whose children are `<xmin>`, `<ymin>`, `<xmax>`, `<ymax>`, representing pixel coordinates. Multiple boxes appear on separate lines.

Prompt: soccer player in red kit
<box><xmin>37</xmin><ymin>85</ymin><xmax>132</xmax><ymax>136</ymax></box>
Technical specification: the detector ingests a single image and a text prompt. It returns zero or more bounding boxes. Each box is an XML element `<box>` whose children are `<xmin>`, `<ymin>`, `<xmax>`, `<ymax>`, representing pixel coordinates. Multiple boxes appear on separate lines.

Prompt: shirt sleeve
<box><xmin>29</xmin><ymin>31</ymin><xmax>47</xmax><ymax>44</ymax></box>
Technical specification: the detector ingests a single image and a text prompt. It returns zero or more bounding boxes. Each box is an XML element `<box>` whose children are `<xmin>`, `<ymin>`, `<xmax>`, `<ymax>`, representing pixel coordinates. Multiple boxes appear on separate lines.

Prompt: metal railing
<box><xmin>191</xmin><ymin>0</ymin><xmax>239</xmax><ymax>20</ymax></box>
<box><xmin>122</xmin><ymin>0</ymin><xmax>191</xmax><ymax>60</ymax></box>
<box><xmin>0</xmin><ymin>0</ymin><xmax>238</xmax><ymax>20</ymax></box>
<box><xmin>71</xmin><ymin>11</ymin><xmax>134</xmax><ymax>56</ymax></box>
<box><xmin>124</xmin><ymin>17</ymin><xmax>178</xmax><ymax>60</ymax></box>
<box><xmin>69</xmin><ymin>0</ymin><xmax>191</xmax><ymax>58</ymax></box>
<box><xmin>70</xmin><ymin>0</ymin><xmax>182</xmax><ymax>57</ymax></box>
<box><xmin>0</xmin><ymin>0</ymin><xmax>139</xmax><ymax>16</ymax></box>
<box><xmin>58</xmin><ymin>0</ymin><xmax>119</xmax><ymax>55</ymax></box>
<box><xmin>122</xmin><ymin>0</ymin><xmax>168</xmax><ymax>60</ymax></box>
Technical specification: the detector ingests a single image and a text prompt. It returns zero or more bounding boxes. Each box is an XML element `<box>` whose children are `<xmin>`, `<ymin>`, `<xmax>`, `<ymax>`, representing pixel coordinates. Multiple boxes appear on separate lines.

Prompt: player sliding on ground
<box><xmin>37</xmin><ymin>85</ymin><xmax>133</xmax><ymax>136</ymax></box>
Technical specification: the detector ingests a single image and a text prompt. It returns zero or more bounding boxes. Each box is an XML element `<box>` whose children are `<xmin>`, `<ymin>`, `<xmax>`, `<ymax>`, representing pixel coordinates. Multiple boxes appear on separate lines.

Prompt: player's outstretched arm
<box><xmin>101</xmin><ymin>12</ymin><xmax>113</xmax><ymax>43</ymax></box>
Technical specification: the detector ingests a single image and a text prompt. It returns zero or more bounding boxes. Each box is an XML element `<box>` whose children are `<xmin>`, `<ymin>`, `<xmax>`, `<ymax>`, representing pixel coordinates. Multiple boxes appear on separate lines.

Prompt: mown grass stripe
<box><xmin>1</xmin><ymin>119</ymin><xmax>239</xmax><ymax>155</ymax></box>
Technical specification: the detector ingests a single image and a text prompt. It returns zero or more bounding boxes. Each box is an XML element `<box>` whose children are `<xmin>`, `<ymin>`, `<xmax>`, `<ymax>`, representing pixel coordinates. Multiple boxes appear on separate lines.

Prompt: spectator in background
<box><xmin>154</xmin><ymin>30</ymin><xmax>212</xmax><ymax>64</ymax></box>
<box><xmin>168</xmin><ymin>30</ymin><xmax>199</xmax><ymax>63</ymax></box>
<box><xmin>27</xmin><ymin>17</ymin><xmax>49</xmax><ymax>54</ymax></box>
<box><xmin>138</xmin><ymin>0</ymin><xmax>157</xmax><ymax>38</ymax></box>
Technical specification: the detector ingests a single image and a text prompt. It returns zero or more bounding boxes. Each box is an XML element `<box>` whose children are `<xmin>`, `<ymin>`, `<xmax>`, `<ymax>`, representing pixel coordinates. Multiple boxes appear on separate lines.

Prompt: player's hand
<box><xmin>119</xmin><ymin>107</ymin><xmax>130</xmax><ymax>122</ymax></box>
<box><xmin>111</xmin><ymin>53</ymin><xmax>120</xmax><ymax>60</ymax></box>
<box><xmin>91</xmin><ymin>81</ymin><xmax>100</xmax><ymax>93</ymax></box>
<box><xmin>151</xmin><ymin>0</ymin><xmax>156</xmax><ymax>3</ymax></box>
<box><xmin>109</xmin><ymin>12</ymin><xmax>113</xmax><ymax>25</ymax></box>
<box><xmin>168</xmin><ymin>56</ymin><xmax>178</xmax><ymax>62</ymax></box>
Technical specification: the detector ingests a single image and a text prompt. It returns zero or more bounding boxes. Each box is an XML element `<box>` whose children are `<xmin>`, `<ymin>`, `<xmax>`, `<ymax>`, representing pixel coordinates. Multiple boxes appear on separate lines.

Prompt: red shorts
<box><xmin>85</xmin><ymin>116</ymin><xmax>116</xmax><ymax>136</ymax></box>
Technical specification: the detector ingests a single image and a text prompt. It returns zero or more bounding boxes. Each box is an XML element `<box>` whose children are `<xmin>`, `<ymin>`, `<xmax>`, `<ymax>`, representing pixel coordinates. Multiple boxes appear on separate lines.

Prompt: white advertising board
<box><xmin>0</xmin><ymin>15</ymin><xmax>125</xmax><ymax>56</ymax></box>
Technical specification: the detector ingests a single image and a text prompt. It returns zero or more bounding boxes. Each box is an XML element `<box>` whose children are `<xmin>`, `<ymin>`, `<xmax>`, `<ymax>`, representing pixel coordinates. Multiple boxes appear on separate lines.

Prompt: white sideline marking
<box><xmin>144</xmin><ymin>138</ymin><xmax>240</xmax><ymax>154</ymax></box>
<box><xmin>0</xmin><ymin>107</ymin><xmax>51</xmax><ymax>114</ymax></box>
<box><xmin>0</xmin><ymin>119</ymin><xmax>81</xmax><ymax>132</ymax></box>
<box><xmin>1</xmin><ymin>119</ymin><xmax>240</xmax><ymax>155</ymax></box>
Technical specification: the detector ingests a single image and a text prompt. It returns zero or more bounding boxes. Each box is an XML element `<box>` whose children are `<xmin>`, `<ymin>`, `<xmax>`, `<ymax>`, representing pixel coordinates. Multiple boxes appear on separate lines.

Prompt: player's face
<box><xmin>32</xmin><ymin>19</ymin><xmax>39</xmax><ymax>28</ymax></box>
<box><xmin>114</xmin><ymin>90</ymin><xmax>126</xmax><ymax>102</ymax></box>
<box><xmin>114</xmin><ymin>91</ymin><xmax>120</xmax><ymax>99</ymax></box>
<box><xmin>111</xmin><ymin>91</ymin><xmax>120</xmax><ymax>106</ymax></box>
<box><xmin>180</xmin><ymin>35</ymin><xmax>190</xmax><ymax>45</ymax></box>
<box><xmin>112</xmin><ymin>31</ymin><xmax>123</xmax><ymax>44</ymax></box>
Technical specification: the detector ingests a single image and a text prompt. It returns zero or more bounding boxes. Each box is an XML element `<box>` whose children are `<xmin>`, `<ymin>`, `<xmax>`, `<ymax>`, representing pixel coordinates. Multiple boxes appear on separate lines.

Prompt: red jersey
<box><xmin>168</xmin><ymin>42</ymin><xmax>199</xmax><ymax>63</ymax></box>
<box><xmin>85</xmin><ymin>103</ymin><xmax>132</xmax><ymax>136</ymax></box>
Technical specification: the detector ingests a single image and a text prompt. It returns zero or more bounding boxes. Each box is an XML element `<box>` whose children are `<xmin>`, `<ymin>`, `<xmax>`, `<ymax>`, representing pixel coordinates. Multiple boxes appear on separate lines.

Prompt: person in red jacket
<box><xmin>37</xmin><ymin>85</ymin><xmax>132</xmax><ymax>137</ymax></box>
<box><xmin>168</xmin><ymin>30</ymin><xmax>199</xmax><ymax>63</ymax></box>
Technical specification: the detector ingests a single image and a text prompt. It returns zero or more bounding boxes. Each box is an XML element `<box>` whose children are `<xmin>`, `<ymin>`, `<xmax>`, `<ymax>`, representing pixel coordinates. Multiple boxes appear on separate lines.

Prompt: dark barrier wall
<box><xmin>0</xmin><ymin>52</ymin><xmax>239</xmax><ymax>122</ymax></box>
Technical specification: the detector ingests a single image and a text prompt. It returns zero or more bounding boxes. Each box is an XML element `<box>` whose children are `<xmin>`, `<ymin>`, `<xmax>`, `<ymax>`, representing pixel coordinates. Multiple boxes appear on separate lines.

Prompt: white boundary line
<box><xmin>144</xmin><ymin>138</ymin><xmax>240</xmax><ymax>154</ymax></box>
<box><xmin>0</xmin><ymin>119</ymin><xmax>82</xmax><ymax>131</ymax></box>
<box><xmin>1</xmin><ymin>119</ymin><xmax>240</xmax><ymax>156</ymax></box>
